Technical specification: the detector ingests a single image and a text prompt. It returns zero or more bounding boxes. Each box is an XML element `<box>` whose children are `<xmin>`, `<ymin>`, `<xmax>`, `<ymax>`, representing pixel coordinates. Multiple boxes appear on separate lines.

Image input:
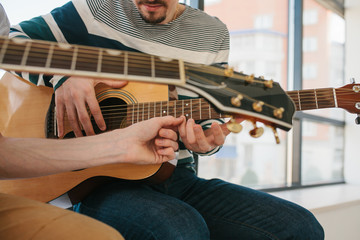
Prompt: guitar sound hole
<box><xmin>63</xmin><ymin>97</ymin><xmax>127</xmax><ymax>138</ymax></box>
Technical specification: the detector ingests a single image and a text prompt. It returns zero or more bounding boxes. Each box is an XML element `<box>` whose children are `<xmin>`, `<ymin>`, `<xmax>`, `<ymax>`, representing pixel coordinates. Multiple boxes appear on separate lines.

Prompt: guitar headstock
<box><xmin>336</xmin><ymin>80</ymin><xmax>360</xmax><ymax>124</ymax></box>
<box><xmin>184</xmin><ymin>63</ymin><xmax>295</xmax><ymax>144</ymax></box>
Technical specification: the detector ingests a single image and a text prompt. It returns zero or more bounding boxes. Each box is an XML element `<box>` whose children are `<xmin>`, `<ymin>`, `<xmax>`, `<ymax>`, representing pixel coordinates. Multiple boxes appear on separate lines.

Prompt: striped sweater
<box><xmin>9</xmin><ymin>0</ymin><xmax>230</xmax><ymax>169</ymax></box>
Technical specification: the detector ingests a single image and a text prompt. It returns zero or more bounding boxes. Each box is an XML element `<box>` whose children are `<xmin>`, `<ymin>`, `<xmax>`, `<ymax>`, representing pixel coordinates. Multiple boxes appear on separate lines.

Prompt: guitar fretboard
<box><xmin>286</xmin><ymin>88</ymin><xmax>336</xmax><ymax>111</ymax></box>
<box><xmin>0</xmin><ymin>37</ymin><xmax>186</xmax><ymax>85</ymax></box>
<box><xmin>127</xmin><ymin>98</ymin><xmax>221</xmax><ymax>125</ymax></box>
<box><xmin>126</xmin><ymin>87</ymin><xmax>339</xmax><ymax>126</ymax></box>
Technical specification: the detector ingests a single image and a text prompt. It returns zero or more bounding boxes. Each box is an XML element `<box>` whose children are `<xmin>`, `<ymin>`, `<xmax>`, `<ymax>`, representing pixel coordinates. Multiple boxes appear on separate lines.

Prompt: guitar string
<box><xmin>3</xmin><ymin>44</ymin><xmax>359</xmax><ymax>108</ymax></box>
<box><xmin>3</xmin><ymin>38</ymin><xmax>360</xmax><ymax>94</ymax></box>
<box><xmin>57</xmin><ymin>108</ymin><xmax>221</xmax><ymax>127</ymax></box>
<box><xmin>3</xmin><ymin>42</ymin><xmax>289</xmax><ymax>111</ymax></box>
<box><xmin>2</xmin><ymin>39</ymin><xmax>358</xmax><ymax>119</ymax></box>
<box><xmin>58</xmin><ymin>89</ymin><xmax>357</xmax><ymax>124</ymax></box>
<box><xmin>2</xmin><ymin>39</ymin><xmax>282</xmax><ymax>86</ymax></box>
<box><xmin>2</xmin><ymin>39</ymin><xmax>359</xmax><ymax>109</ymax></box>
<box><xmin>3</xmin><ymin>42</ymin><xmax>182</xmax><ymax>74</ymax></box>
<box><xmin>3</xmin><ymin>40</ymin><xmax>360</xmax><ymax>97</ymax></box>
<box><xmin>93</xmin><ymin>88</ymin><xmax>358</xmax><ymax>115</ymax></box>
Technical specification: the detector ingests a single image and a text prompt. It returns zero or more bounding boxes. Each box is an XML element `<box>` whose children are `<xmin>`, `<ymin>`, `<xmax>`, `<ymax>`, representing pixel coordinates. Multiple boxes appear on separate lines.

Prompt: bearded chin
<box><xmin>139</xmin><ymin>12</ymin><xmax>166</xmax><ymax>24</ymax></box>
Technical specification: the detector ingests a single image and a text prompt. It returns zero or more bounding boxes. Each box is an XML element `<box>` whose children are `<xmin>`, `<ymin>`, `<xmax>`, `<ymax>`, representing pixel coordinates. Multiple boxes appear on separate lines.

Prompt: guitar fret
<box><xmin>167</xmin><ymin>101</ymin><xmax>169</xmax><ymax>116</ymax></box>
<box><xmin>174</xmin><ymin>100</ymin><xmax>176</xmax><ymax>117</ymax></box>
<box><xmin>209</xmin><ymin>102</ymin><xmax>211</xmax><ymax>119</ymax></box>
<box><xmin>297</xmin><ymin>91</ymin><xmax>301</xmax><ymax>111</ymax></box>
<box><xmin>151</xmin><ymin>55</ymin><xmax>155</xmax><ymax>79</ymax></box>
<box><xmin>314</xmin><ymin>89</ymin><xmax>319</xmax><ymax>109</ymax></box>
<box><xmin>137</xmin><ymin>103</ymin><xmax>140</xmax><ymax>123</ymax></box>
<box><xmin>142</xmin><ymin>102</ymin><xmax>145</xmax><ymax>121</ymax></box>
<box><xmin>124</xmin><ymin>52</ymin><xmax>128</xmax><ymax>76</ymax></box>
<box><xmin>71</xmin><ymin>46</ymin><xmax>78</xmax><ymax>71</ymax></box>
<box><xmin>45</xmin><ymin>43</ymin><xmax>55</xmax><ymax>68</ymax></box>
<box><xmin>190</xmin><ymin>99</ymin><xmax>193</xmax><ymax>119</ymax></box>
<box><xmin>333</xmin><ymin>88</ymin><xmax>338</xmax><ymax>108</ymax></box>
<box><xmin>154</xmin><ymin>101</ymin><xmax>156</xmax><ymax>118</ymax></box>
<box><xmin>97</xmin><ymin>49</ymin><xmax>103</xmax><ymax>73</ymax></box>
<box><xmin>182</xmin><ymin>100</ymin><xmax>184</xmax><ymax>117</ymax></box>
<box><xmin>0</xmin><ymin>38</ymin><xmax>9</xmax><ymax>63</ymax></box>
<box><xmin>132</xmin><ymin>104</ymin><xmax>135</xmax><ymax>125</ymax></box>
<box><xmin>148</xmin><ymin>102</ymin><xmax>150</xmax><ymax>120</ymax></box>
<box><xmin>20</xmin><ymin>41</ymin><xmax>32</xmax><ymax>66</ymax></box>
<box><xmin>199</xmin><ymin>98</ymin><xmax>202</xmax><ymax>119</ymax></box>
<box><xmin>160</xmin><ymin>101</ymin><xmax>163</xmax><ymax>117</ymax></box>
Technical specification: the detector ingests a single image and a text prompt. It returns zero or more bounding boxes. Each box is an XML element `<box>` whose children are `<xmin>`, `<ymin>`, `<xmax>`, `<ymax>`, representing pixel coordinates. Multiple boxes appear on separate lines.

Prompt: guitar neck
<box><xmin>126</xmin><ymin>87</ymin><xmax>339</xmax><ymax>126</ymax></box>
<box><xmin>126</xmin><ymin>98</ymin><xmax>222</xmax><ymax>125</ymax></box>
<box><xmin>0</xmin><ymin>37</ymin><xmax>186</xmax><ymax>86</ymax></box>
<box><xmin>286</xmin><ymin>88</ymin><xmax>337</xmax><ymax>111</ymax></box>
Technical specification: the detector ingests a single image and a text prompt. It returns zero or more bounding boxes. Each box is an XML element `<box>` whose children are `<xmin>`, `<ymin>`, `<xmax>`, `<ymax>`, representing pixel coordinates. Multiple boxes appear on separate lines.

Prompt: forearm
<box><xmin>0</xmin><ymin>131</ymin><xmax>127</xmax><ymax>179</ymax></box>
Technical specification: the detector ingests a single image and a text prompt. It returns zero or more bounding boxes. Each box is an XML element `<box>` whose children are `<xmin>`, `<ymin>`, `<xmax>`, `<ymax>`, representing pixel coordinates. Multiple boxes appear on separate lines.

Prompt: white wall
<box><xmin>315</xmin><ymin>1</ymin><xmax>360</xmax><ymax>239</ymax></box>
<box><xmin>313</xmin><ymin>202</ymin><xmax>360</xmax><ymax>240</ymax></box>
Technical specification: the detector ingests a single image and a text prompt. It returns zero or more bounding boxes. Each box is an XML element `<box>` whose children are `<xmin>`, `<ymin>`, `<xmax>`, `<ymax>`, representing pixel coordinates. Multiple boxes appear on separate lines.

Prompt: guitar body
<box><xmin>0</xmin><ymin>72</ymin><xmax>172</xmax><ymax>203</ymax></box>
<box><xmin>0</xmin><ymin>73</ymin><xmax>52</xmax><ymax>138</ymax></box>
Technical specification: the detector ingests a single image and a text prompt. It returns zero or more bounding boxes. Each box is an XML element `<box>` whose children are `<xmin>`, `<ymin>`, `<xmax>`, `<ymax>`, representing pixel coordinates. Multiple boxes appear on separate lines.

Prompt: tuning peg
<box><xmin>252</xmin><ymin>101</ymin><xmax>264</xmax><ymax>112</ymax></box>
<box><xmin>351</xmin><ymin>77</ymin><xmax>356</xmax><ymax>84</ymax></box>
<box><xmin>273</xmin><ymin>107</ymin><xmax>284</xmax><ymax>119</ymax></box>
<box><xmin>227</xmin><ymin>118</ymin><xmax>243</xmax><ymax>133</ymax></box>
<box><xmin>270</xmin><ymin>127</ymin><xmax>280</xmax><ymax>144</ymax></box>
<box><xmin>355</xmin><ymin>114</ymin><xmax>360</xmax><ymax>125</ymax></box>
<box><xmin>224</xmin><ymin>66</ymin><xmax>234</xmax><ymax>77</ymax></box>
<box><xmin>249</xmin><ymin>122</ymin><xmax>264</xmax><ymax>138</ymax></box>
<box><xmin>245</xmin><ymin>74</ymin><xmax>255</xmax><ymax>84</ymax></box>
<box><xmin>264</xmin><ymin>79</ymin><xmax>274</xmax><ymax>88</ymax></box>
<box><xmin>231</xmin><ymin>94</ymin><xmax>243</xmax><ymax>107</ymax></box>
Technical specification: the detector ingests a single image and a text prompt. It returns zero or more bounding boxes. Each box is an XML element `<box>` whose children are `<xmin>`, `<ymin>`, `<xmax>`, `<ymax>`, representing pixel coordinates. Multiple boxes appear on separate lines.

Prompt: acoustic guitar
<box><xmin>0</xmin><ymin>36</ymin><xmax>359</xmax><ymax>203</ymax></box>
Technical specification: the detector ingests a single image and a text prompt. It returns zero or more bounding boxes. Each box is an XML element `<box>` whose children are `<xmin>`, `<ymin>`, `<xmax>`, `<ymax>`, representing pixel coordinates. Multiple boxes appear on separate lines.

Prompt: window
<box><xmin>254</xmin><ymin>15</ymin><xmax>274</xmax><ymax>29</ymax></box>
<box><xmin>301</xmin><ymin>120</ymin><xmax>344</xmax><ymax>185</ymax></box>
<box><xmin>303</xmin><ymin>37</ymin><xmax>318</xmax><ymax>52</ymax></box>
<box><xmin>200</xmin><ymin>0</ymin><xmax>346</xmax><ymax>189</ymax></box>
<box><xmin>204</xmin><ymin>0</ymin><xmax>289</xmax><ymax>189</ymax></box>
<box><xmin>303</xmin><ymin>9</ymin><xmax>318</xmax><ymax>25</ymax></box>
<box><xmin>298</xmin><ymin>0</ymin><xmax>345</xmax><ymax>185</ymax></box>
<box><xmin>302</xmin><ymin>63</ymin><xmax>317</xmax><ymax>79</ymax></box>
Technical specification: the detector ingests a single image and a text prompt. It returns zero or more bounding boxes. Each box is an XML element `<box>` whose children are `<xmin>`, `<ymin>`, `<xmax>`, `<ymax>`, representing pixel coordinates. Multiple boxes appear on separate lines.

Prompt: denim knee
<box><xmin>150</xmin><ymin>202</ymin><xmax>210</xmax><ymax>240</ymax></box>
<box><xmin>287</xmin><ymin>208</ymin><xmax>325</xmax><ymax>240</ymax></box>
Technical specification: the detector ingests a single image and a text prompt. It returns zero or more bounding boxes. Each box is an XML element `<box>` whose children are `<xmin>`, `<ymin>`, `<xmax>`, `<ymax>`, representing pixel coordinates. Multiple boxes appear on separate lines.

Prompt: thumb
<box><xmin>95</xmin><ymin>79</ymin><xmax>128</xmax><ymax>88</ymax></box>
<box><xmin>159</xmin><ymin>116</ymin><xmax>185</xmax><ymax>128</ymax></box>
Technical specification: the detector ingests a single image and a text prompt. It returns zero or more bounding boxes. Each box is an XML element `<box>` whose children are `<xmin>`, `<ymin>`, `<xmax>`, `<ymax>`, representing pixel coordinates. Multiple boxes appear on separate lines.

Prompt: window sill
<box><xmin>270</xmin><ymin>183</ymin><xmax>360</xmax><ymax>214</ymax></box>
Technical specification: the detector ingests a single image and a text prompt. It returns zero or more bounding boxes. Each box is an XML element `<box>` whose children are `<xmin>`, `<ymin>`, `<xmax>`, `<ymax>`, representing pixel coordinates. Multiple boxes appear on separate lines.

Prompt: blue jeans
<box><xmin>75</xmin><ymin>166</ymin><xmax>324</xmax><ymax>240</ymax></box>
